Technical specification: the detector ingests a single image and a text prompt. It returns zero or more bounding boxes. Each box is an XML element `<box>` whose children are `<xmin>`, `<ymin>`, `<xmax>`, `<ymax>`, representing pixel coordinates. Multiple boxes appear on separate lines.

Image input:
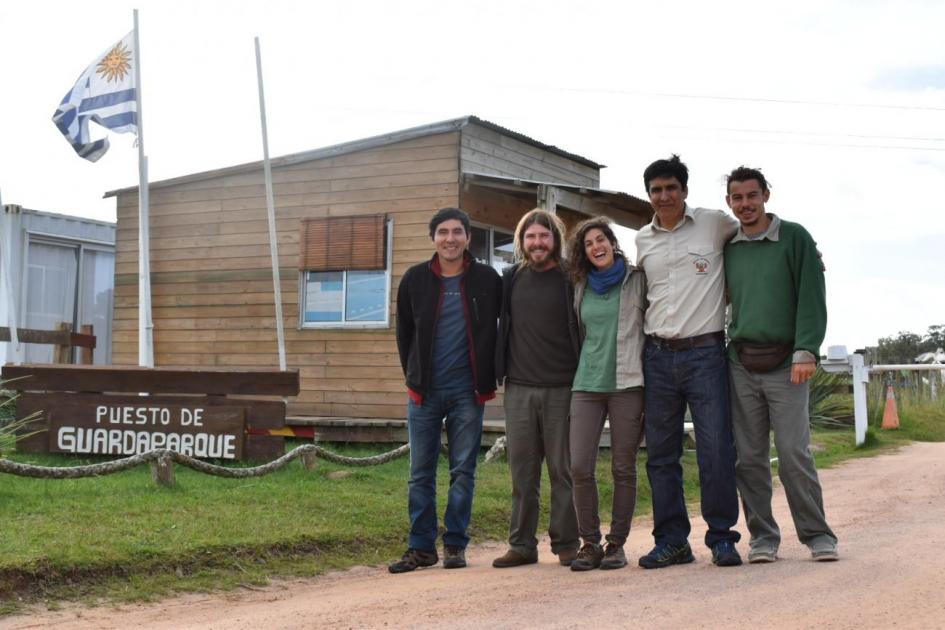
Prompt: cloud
<box><xmin>870</xmin><ymin>66</ymin><xmax>945</xmax><ymax>91</ymax></box>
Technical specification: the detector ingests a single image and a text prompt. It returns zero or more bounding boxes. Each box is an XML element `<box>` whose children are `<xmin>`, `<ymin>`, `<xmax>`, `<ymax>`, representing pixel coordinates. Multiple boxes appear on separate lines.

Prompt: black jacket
<box><xmin>495</xmin><ymin>263</ymin><xmax>582</xmax><ymax>385</ymax></box>
<box><xmin>396</xmin><ymin>251</ymin><xmax>502</xmax><ymax>403</ymax></box>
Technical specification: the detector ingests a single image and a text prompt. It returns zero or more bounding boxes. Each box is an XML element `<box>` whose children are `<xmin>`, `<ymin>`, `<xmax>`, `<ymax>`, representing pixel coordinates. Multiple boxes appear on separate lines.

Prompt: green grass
<box><xmin>0</xmin><ymin>445</ymin><xmax>431</xmax><ymax>600</ymax></box>
<box><xmin>801</xmin><ymin>391</ymin><xmax>945</xmax><ymax>469</ymax></box>
<box><xmin>0</xmin><ymin>442</ymin><xmax>700</xmax><ymax>612</ymax></box>
<box><xmin>1</xmin><ymin>386</ymin><xmax>942</xmax><ymax>613</ymax></box>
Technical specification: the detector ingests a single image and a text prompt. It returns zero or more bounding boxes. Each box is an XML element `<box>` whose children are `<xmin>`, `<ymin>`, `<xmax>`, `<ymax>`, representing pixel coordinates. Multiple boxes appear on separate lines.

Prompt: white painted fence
<box><xmin>821</xmin><ymin>346</ymin><xmax>945</xmax><ymax>445</ymax></box>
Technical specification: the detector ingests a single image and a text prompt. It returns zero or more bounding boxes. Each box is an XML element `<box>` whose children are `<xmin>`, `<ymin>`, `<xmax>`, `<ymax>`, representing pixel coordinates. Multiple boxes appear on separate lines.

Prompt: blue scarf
<box><xmin>587</xmin><ymin>256</ymin><xmax>625</xmax><ymax>295</ymax></box>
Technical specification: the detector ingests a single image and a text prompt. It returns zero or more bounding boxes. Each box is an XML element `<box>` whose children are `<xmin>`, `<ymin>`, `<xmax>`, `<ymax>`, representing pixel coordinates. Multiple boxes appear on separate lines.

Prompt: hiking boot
<box><xmin>492</xmin><ymin>549</ymin><xmax>538</xmax><ymax>568</ymax></box>
<box><xmin>570</xmin><ymin>542</ymin><xmax>604</xmax><ymax>572</ymax></box>
<box><xmin>388</xmin><ymin>548</ymin><xmax>438</xmax><ymax>574</ymax></box>
<box><xmin>599</xmin><ymin>543</ymin><xmax>628</xmax><ymax>570</ymax></box>
<box><xmin>557</xmin><ymin>547</ymin><xmax>579</xmax><ymax>566</ymax></box>
<box><xmin>711</xmin><ymin>540</ymin><xmax>743</xmax><ymax>567</ymax></box>
<box><xmin>443</xmin><ymin>545</ymin><xmax>467</xmax><ymax>569</ymax></box>
<box><xmin>638</xmin><ymin>542</ymin><xmax>695</xmax><ymax>569</ymax></box>
<box><xmin>748</xmin><ymin>547</ymin><xmax>778</xmax><ymax>564</ymax></box>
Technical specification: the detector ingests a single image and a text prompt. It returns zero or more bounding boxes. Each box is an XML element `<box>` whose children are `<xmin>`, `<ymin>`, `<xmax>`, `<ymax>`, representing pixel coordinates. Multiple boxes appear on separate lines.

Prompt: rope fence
<box><xmin>0</xmin><ymin>441</ymin><xmax>459</xmax><ymax>484</ymax></box>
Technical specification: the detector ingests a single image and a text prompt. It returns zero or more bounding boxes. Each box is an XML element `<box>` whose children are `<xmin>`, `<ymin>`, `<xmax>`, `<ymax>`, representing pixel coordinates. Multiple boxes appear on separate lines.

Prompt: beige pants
<box><xmin>503</xmin><ymin>382</ymin><xmax>580</xmax><ymax>556</ymax></box>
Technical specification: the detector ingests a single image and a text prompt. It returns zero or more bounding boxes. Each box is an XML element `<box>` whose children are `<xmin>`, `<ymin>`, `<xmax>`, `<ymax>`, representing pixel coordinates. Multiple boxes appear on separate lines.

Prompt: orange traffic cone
<box><xmin>881</xmin><ymin>385</ymin><xmax>900</xmax><ymax>430</ymax></box>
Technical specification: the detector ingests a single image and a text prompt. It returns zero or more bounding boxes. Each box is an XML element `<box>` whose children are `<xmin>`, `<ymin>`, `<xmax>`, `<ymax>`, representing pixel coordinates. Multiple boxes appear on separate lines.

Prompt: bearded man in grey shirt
<box><xmin>492</xmin><ymin>209</ymin><xmax>581</xmax><ymax>568</ymax></box>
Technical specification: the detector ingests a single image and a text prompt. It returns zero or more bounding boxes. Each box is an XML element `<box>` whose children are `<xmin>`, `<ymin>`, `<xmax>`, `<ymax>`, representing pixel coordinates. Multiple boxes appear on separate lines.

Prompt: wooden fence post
<box><xmin>150</xmin><ymin>453</ymin><xmax>175</xmax><ymax>486</ymax></box>
<box><xmin>79</xmin><ymin>325</ymin><xmax>94</xmax><ymax>365</ymax></box>
<box><xmin>53</xmin><ymin>322</ymin><xmax>73</xmax><ymax>364</ymax></box>
<box><xmin>300</xmin><ymin>450</ymin><xmax>318</xmax><ymax>470</ymax></box>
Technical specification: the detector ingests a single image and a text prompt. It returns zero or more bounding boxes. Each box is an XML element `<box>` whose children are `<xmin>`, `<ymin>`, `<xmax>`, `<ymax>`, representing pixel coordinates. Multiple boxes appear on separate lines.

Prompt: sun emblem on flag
<box><xmin>96</xmin><ymin>41</ymin><xmax>132</xmax><ymax>82</ymax></box>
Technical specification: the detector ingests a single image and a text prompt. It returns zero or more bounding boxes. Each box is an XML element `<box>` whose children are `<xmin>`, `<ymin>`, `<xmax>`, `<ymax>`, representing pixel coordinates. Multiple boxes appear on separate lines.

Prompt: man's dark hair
<box><xmin>643</xmin><ymin>154</ymin><xmax>689</xmax><ymax>192</ymax></box>
<box><xmin>566</xmin><ymin>216</ymin><xmax>627</xmax><ymax>284</ymax></box>
<box><xmin>726</xmin><ymin>166</ymin><xmax>770</xmax><ymax>194</ymax></box>
<box><xmin>428</xmin><ymin>207</ymin><xmax>471</xmax><ymax>238</ymax></box>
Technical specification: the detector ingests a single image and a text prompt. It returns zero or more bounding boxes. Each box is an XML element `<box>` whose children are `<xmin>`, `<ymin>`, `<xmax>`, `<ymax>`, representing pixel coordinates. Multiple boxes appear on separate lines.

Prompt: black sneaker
<box><xmin>599</xmin><ymin>543</ymin><xmax>628</xmax><ymax>570</ymax></box>
<box><xmin>570</xmin><ymin>542</ymin><xmax>604</xmax><ymax>572</ymax></box>
<box><xmin>711</xmin><ymin>540</ymin><xmax>743</xmax><ymax>567</ymax></box>
<box><xmin>388</xmin><ymin>548</ymin><xmax>438</xmax><ymax>574</ymax></box>
<box><xmin>443</xmin><ymin>545</ymin><xmax>467</xmax><ymax>569</ymax></box>
<box><xmin>638</xmin><ymin>542</ymin><xmax>695</xmax><ymax>569</ymax></box>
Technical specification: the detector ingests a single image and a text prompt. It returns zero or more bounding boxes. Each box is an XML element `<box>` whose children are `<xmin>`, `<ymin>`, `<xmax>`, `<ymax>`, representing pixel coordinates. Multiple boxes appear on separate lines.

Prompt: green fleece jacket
<box><xmin>724</xmin><ymin>217</ymin><xmax>826</xmax><ymax>367</ymax></box>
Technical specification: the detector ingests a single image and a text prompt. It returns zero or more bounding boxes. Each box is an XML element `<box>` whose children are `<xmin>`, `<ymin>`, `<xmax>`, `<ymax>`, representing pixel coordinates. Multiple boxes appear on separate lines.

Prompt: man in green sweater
<box><xmin>724</xmin><ymin>166</ymin><xmax>838</xmax><ymax>564</ymax></box>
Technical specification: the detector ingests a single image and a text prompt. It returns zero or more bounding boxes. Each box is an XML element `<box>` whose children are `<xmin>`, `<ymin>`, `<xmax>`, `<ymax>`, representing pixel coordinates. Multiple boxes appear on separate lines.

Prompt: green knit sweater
<box><xmin>724</xmin><ymin>218</ymin><xmax>826</xmax><ymax>367</ymax></box>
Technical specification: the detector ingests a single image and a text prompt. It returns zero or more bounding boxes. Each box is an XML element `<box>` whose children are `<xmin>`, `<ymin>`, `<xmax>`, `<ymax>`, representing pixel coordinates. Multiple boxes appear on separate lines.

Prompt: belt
<box><xmin>648</xmin><ymin>331</ymin><xmax>724</xmax><ymax>351</ymax></box>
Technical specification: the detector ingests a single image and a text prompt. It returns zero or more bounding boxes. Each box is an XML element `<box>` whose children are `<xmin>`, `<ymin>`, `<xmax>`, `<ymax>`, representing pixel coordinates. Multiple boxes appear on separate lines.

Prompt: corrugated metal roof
<box><xmin>462</xmin><ymin>116</ymin><xmax>603</xmax><ymax>169</ymax></box>
<box><xmin>104</xmin><ymin>116</ymin><xmax>604</xmax><ymax>197</ymax></box>
<box><xmin>461</xmin><ymin>172</ymin><xmax>653</xmax><ymax>230</ymax></box>
<box><xmin>2</xmin><ymin>204</ymin><xmax>116</xmax><ymax>229</ymax></box>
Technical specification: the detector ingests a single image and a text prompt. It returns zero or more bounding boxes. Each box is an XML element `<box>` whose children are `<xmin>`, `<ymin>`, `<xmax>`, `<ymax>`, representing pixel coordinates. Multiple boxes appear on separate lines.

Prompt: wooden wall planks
<box><xmin>112</xmin><ymin>122</ymin><xmax>602</xmax><ymax>420</ymax></box>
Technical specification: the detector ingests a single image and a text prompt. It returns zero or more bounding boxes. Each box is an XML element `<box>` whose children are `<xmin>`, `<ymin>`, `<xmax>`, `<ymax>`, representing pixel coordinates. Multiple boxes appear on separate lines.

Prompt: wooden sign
<box><xmin>46</xmin><ymin>400</ymin><xmax>245</xmax><ymax>459</ymax></box>
<box><xmin>2</xmin><ymin>364</ymin><xmax>299</xmax><ymax>462</ymax></box>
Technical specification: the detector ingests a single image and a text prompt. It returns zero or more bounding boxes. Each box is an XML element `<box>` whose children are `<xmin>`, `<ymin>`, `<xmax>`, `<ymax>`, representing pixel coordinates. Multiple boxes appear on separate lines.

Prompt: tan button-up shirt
<box><xmin>635</xmin><ymin>205</ymin><xmax>738</xmax><ymax>339</ymax></box>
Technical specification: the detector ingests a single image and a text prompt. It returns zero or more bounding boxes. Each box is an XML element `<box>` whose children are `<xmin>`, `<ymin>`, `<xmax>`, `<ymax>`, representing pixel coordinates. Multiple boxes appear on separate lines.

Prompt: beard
<box><xmin>526</xmin><ymin>247</ymin><xmax>555</xmax><ymax>269</ymax></box>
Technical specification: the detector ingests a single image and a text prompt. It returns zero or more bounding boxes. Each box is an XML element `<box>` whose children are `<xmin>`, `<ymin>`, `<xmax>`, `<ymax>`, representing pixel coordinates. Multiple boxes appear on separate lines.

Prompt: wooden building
<box><xmin>107</xmin><ymin>116</ymin><xmax>652</xmax><ymax>429</ymax></box>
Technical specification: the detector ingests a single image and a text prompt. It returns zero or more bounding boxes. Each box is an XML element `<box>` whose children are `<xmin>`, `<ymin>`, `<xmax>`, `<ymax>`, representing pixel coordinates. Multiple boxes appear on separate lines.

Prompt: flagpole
<box><xmin>255</xmin><ymin>37</ymin><xmax>287</xmax><ymax>372</ymax></box>
<box><xmin>133</xmin><ymin>9</ymin><xmax>154</xmax><ymax>367</ymax></box>
<box><xmin>0</xmin><ymin>191</ymin><xmax>20</xmax><ymax>360</ymax></box>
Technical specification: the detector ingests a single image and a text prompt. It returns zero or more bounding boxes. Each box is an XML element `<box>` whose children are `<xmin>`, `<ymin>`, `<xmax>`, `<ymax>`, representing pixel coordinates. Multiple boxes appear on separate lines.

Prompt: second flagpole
<box><xmin>255</xmin><ymin>37</ymin><xmax>288</xmax><ymax>372</ymax></box>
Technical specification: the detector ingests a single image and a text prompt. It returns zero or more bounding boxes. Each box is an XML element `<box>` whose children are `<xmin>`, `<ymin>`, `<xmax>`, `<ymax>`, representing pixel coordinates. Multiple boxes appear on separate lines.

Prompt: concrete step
<box><xmin>286</xmin><ymin>416</ymin><xmax>695</xmax><ymax>448</ymax></box>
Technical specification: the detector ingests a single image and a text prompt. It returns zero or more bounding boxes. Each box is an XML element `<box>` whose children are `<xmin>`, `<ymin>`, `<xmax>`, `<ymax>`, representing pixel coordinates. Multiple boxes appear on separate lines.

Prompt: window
<box><xmin>299</xmin><ymin>215</ymin><xmax>392</xmax><ymax>328</ymax></box>
<box><xmin>469</xmin><ymin>224</ymin><xmax>515</xmax><ymax>273</ymax></box>
<box><xmin>22</xmin><ymin>237</ymin><xmax>114</xmax><ymax>364</ymax></box>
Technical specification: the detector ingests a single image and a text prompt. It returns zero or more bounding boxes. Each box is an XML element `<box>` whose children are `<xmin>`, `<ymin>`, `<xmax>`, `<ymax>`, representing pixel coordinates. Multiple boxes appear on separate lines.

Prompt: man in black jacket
<box><xmin>389</xmin><ymin>207</ymin><xmax>502</xmax><ymax>573</ymax></box>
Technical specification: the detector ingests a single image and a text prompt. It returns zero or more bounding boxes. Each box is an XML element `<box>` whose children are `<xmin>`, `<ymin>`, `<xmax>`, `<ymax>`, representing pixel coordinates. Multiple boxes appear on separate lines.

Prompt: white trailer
<box><xmin>0</xmin><ymin>203</ymin><xmax>115</xmax><ymax>365</ymax></box>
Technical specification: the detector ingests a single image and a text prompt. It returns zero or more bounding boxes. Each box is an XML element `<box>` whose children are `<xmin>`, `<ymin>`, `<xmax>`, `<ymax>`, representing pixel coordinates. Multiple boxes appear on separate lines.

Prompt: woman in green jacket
<box><xmin>566</xmin><ymin>216</ymin><xmax>647</xmax><ymax>571</ymax></box>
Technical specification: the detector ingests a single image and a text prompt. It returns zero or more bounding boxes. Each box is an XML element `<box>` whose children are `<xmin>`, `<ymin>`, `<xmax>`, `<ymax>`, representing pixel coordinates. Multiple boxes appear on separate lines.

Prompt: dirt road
<box><xmin>6</xmin><ymin>441</ymin><xmax>945</xmax><ymax>630</ymax></box>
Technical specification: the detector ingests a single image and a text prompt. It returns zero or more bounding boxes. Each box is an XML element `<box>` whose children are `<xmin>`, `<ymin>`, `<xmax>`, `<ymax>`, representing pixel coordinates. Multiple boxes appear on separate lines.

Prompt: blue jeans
<box><xmin>407</xmin><ymin>388</ymin><xmax>484</xmax><ymax>551</ymax></box>
<box><xmin>643</xmin><ymin>338</ymin><xmax>740</xmax><ymax>549</ymax></box>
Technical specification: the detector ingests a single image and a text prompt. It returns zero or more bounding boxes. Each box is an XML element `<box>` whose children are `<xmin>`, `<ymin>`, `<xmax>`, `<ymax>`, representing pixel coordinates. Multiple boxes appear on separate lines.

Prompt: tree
<box><xmin>866</xmin><ymin>324</ymin><xmax>944</xmax><ymax>364</ymax></box>
<box><xmin>873</xmin><ymin>331</ymin><xmax>923</xmax><ymax>364</ymax></box>
<box><xmin>926</xmin><ymin>325</ymin><xmax>945</xmax><ymax>350</ymax></box>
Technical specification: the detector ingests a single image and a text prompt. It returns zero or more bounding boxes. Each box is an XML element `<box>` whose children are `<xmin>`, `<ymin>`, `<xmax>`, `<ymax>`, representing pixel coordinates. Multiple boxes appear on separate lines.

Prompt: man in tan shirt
<box><xmin>634</xmin><ymin>155</ymin><xmax>743</xmax><ymax>569</ymax></box>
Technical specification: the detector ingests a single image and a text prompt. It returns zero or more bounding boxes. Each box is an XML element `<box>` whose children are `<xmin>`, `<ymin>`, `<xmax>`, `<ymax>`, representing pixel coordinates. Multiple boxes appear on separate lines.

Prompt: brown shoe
<box><xmin>557</xmin><ymin>547</ymin><xmax>579</xmax><ymax>566</ymax></box>
<box><xmin>570</xmin><ymin>542</ymin><xmax>604</xmax><ymax>571</ymax></box>
<box><xmin>599</xmin><ymin>543</ymin><xmax>628</xmax><ymax>570</ymax></box>
<box><xmin>492</xmin><ymin>549</ymin><xmax>538</xmax><ymax>568</ymax></box>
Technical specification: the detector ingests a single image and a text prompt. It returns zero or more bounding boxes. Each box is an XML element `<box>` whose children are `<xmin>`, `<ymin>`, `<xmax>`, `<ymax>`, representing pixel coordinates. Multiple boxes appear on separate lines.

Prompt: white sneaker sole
<box><xmin>812</xmin><ymin>551</ymin><xmax>839</xmax><ymax>562</ymax></box>
<box><xmin>748</xmin><ymin>550</ymin><xmax>778</xmax><ymax>564</ymax></box>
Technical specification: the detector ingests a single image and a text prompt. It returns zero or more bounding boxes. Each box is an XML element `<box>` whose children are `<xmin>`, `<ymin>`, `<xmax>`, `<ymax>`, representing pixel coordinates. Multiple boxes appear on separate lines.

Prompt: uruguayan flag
<box><xmin>52</xmin><ymin>31</ymin><xmax>137</xmax><ymax>162</ymax></box>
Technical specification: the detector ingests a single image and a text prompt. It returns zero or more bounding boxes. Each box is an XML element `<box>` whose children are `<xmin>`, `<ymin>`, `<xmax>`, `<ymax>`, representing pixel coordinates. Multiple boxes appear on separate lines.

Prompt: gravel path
<box><xmin>5</xmin><ymin>441</ymin><xmax>945</xmax><ymax>630</ymax></box>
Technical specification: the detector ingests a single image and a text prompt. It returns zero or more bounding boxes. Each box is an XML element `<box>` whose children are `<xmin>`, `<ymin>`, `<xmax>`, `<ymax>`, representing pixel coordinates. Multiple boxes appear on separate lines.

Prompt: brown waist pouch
<box><xmin>734</xmin><ymin>341</ymin><xmax>793</xmax><ymax>373</ymax></box>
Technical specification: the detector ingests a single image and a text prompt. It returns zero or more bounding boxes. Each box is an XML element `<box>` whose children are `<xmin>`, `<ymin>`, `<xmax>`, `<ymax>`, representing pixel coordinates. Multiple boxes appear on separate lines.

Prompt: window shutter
<box><xmin>299</xmin><ymin>215</ymin><xmax>387</xmax><ymax>271</ymax></box>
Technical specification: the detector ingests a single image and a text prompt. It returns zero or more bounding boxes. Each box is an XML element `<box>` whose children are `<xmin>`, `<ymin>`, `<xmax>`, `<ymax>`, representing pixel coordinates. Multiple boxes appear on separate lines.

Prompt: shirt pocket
<box><xmin>468</xmin><ymin>290</ymin><xmax>493</xmax><ymax>325</ymax></box>
<box><xmin>687</xmin><ymin>242</ymin><xmax>720</xmax><ymax>277</ymax></box>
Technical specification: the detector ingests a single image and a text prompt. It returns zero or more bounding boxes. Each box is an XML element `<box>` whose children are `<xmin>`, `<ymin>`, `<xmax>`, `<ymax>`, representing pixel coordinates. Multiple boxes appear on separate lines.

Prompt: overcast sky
<box><xmin>2</xmin><ymin>0</ymin><xmax>943</xmax><ymax>352</ymax></box>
